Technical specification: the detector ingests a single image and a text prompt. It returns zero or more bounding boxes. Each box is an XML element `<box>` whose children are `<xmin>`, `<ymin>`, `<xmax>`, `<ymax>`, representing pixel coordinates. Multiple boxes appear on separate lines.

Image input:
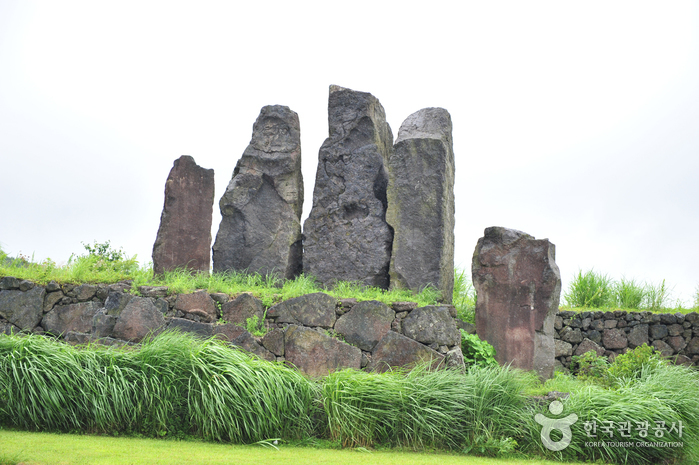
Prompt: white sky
<box><xmin>1</xmin><ymin>1</ymin><xmax>698</xmax><ymax>305</ymax></box>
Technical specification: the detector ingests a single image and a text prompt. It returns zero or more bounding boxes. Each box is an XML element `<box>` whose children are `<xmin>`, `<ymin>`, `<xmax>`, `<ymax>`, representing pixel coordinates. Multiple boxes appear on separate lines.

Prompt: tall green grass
<box><xmin>322</xmin><ymin>365</ymin><xmax>530</xmax><ymax>453</ymax></box>
<box><xmin>0</xmin><ymin>331</ymin><xmax>318</xmax><ymax>442</ymax></box>
<box><xmin>453</xmin><ymin>269</ymin><xmax>476</xmax><ymax>323</ymax></box>
<box><xmin>564</xmin><ymin>269</ymin><xmax>675</xmax><ymax>311</ymax></box>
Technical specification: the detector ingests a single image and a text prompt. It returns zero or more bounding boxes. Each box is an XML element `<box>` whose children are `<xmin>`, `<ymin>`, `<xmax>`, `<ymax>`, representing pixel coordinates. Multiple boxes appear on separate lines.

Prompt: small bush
<box><xmin>460</xmin><ymin>330</ymin><xmax>497</xmax><ymax>368</ymax></box>
<box><xmin>607</xmin><ymin>343</ymin><xmax>663</xmax><ymax>384</ymax></box>
<box><xmin>613</xmin><ymin>277</ymin><xmax>645</xmax><ymax>309</ymax></box>
<box><xmin>564</xmin><ymin>270</ymin><xmax>614</xmax><ymax>308</ymax></box>
<box><xmin>570</xmin><ymin>350</ymin><xmax>609</xmax><ymax>385</ymax></box>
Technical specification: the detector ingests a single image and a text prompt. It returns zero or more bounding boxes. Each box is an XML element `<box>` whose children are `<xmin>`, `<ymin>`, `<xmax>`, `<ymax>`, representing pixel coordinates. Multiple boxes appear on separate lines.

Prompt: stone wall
<box><xmin>554</xmin><ymin>309</ymin><xmax>699</xmax><ymax>369</ymax></box>
<box><xmin>0</xmin><ymin>276</ymin><xmax>464</xmax><ymax>376</ymax></box>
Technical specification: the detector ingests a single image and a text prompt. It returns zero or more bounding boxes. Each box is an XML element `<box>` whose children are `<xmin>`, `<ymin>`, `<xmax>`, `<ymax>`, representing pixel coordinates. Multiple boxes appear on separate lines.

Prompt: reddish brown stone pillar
<box><xmin>152</xmin><ymin>155</ymin><xmax>215</xmax><ymax>275</ymax></box>
<box><xmin>472</xmin><ymin>227</ymin><xmax>561</xmax><ymax>379</ymax></box>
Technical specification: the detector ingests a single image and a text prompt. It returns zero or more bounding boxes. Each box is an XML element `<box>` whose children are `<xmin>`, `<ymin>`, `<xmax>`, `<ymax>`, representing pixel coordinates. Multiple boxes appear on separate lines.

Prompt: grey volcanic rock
<box><xmin>174</xmin><ymin>291</ymin><xmax>217</xmax><ymax>322</ymax></box>
<box><xmin>574</xmin><ymin>338</ymin><xmax>605</xmax><ymax>357</ymax></box>
<box><xmin>334</xmin><ymin>300</ymin><xmax>394</xmax><ymax>351</ymax></box>
<box><xmin>627</xmin><ymin>324</ymin><xmax>649</xmax><ymax>348</ymax></box>
<box><xmin>266</xmin><ymin>292</ymin><xmax>336</xmax><ymax>328</ymax></box>
<box><xmin>0</xmin><ymin>287</ymin><xmax>45</xmax><ymax>331</ymax></box>
<box><xmin>602</xmin><ymin>328</ymin><xmax>628</xmax><ymax>349</ymax></box>
<box><xmin>261</xmin><ymin>328</ymin><xmax>285</xmax><ymax>356</ymax></box>
<box><xmin>555</xmin><ymin>339</ymin><xmax>573</xmax><ymax>358</ymax></box>
<box><xmin>472</xmin><ymin>227</ymin><xmax>561</xmax><ymax>379</ymax></box>
<box><xmin>221</xmin><ymin>293</ymin><xmax>265</xmax><ymax>326</ymax></box>
<box><xmin>152</xmin><ymin>155</ymin><xmax>215</xmax><ymax>274</ymax></box>
<box><xmin>168</xmin><ymin>318</ymin><xmax>214</xmax><ymax>338</ymax></box>
<box><xmin>303</xmin><ymin>86</ymin><xmax>394</xmax><ymax>288</ymax></box>
<box><xmin>401</xmin><ymin>306</ymin><xmax>460</xmax><ymax>347</ymax></box>
<box><xmin>386</xmin><ymin>108</ymin><xmax>455</xmax><ymax>302</ymax></box>
<box><xmin>368</xmin><ymin>331</ymin><xmax>444</xmax><ymax>373</ymax></box>
<box><xmin>284</xmin><ymin>325</ymin><xmax>361</xmax><ymax>377</ymax></box>
<box><xmin>213</xmin><ymin>105</ymin><xmax>303</xmax><ymax>279</ymax></box>
<box><xmin>42</xmin><ymin>302</ymin><xmax>101</xmax><ymax>335</ymax></box>
<box><xmin>212</xmin><ymin>324</ymin><xmax>275</xmax><ymax>361</ymax></box>
<box><xmin>112</xmin><ymin>297</ymin><xmax>165</xmax><ymax>342</ymax></box>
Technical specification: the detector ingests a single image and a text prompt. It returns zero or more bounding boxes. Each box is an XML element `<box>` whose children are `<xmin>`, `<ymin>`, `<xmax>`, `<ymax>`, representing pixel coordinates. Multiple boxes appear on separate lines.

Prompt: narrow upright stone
<box><xmin>303</xmin><ymin>86</ymin><xmax>393</xmax><ymax>288</ymax></box>
<box><xmin>472</xmin><ymin>227</ymin><xmax>561</xmax><ymax>379</ymax></box>
<box><xmin>152</xmin><ymin>155</ymin><xmax>214</xmax><ymax>275</ymax></box>
<box><xmin>213</xmin><ymin>105</ymin><xmax>303</xmax><ymax>279</ymax></box>
<box><xmin>386</xmin><ymin>108</ymin><xmax>455</xmax><ymax>302</ymax></box>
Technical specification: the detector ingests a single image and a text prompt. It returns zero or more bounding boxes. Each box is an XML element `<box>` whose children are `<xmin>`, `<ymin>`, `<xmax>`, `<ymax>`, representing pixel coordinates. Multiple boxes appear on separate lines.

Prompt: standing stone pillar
<box><xmin>472</xmin><ymin>227</ymin><xmax>561</xmax><ymax>379</ymax></box>
<box><xmin>213</xmin><ymin>105</ymin><xmax>303</xmax><ymax>279</ymax></box>
<box><xmin>303</xmin><ymin>86</ymin><xmax>393</xmax><ymax>289</ymax></box>
<box><xmin>386</xmin><ymin>108</ymin><xmax>455</xmax><ymax>302</ymax></box>
<box><xmin>152</xmin><ymin>155</ymin><xmax>215</xmax><ymax>275</ymax></box>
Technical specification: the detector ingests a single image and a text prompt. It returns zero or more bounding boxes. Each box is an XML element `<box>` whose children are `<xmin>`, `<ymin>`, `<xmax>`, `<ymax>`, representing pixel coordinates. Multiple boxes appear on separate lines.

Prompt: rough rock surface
<box><xmin>303</xmin><ymin>86</ymin><xmax>394</xmax><ymax>288</ymax></box>
<box><xmin>212</xmin><ymin>323</ymin><xmax>275</xmax><ymax>361</ymax></box>
<box><xmin>472</xmin><ymin>227</ymin><xmax>561</xmax><ymax>379</ymax></box>
<box><xmin>0</xmin><ymin>287</ymin><xmax>46</xmax><ymax>331</ymax></box>
<box><xmin>602</xmin><ymin>328</ymin><xmax>628</xmax><ymax>349</ymax></box>
<box><xmin>367</xmin><ymin>330</ymin><xmax>444</xmax><ymax>372</ymax></box>
<box><xmin>152</xmin><ymin>155</ymin><xmax>215</xmax><ymax>274</ymax></box>
<box><xmin>174</xmin><ymin>291</ymin><xmax>217</xmax><ymax>323</ymax></box>
<box><xmin>334</xmin><ymin>300</ymin><xmax>394</xmax><ymax>351</ymax></box>
<box><xmin>112</xmin><ymin>297</ymin><xmax>165</xmax><ymax>342</ymax></box>
<box><xmin>221</xmin><ymin>293</ymin><xmax>265</xmax><ymax>326</ymax></box>
<box><xmin>266</xmin><ymin>292</ymin><xmax>336</xmax><ymax>328</ymax></box>
<box><xmin>168</xmin><ymin>318</ymin><xmax>214</xmax><ymax>338</ymax></box>
<box><xmin>261</xmin><ymin>328</ymin><xmax>285</xmax><ymax>356</ymax></box>
<box><xmin>627</xmin><ymin>324</ymin><xmax>649</xmax><ymax>348</ymax></box>
<box><xmin>213</xmin><ymin>105</ymin><xmax>303</xmax><ymax>279</ymax></box>
<box><xmin>574</xmin><ymin>338</ymin><xmax>605</xmax><ymax>357</ymax></box>
<box><xmin>42</xmin><ymin>302</ymin><xmax>101</xmax><ymax>335</ymax></box>
<box><xmin>555</xmin><ymin>339</ymin><xmax>573</xmax><ymax>358</ymax></box>
<box><xmin>284</xmin><ymin>325</ymin><xmax>361</xmax><ymax>377</ymax></box>
<box><xmin>401</xmin><ymin>306</ymin><xmax>461</xmax><ymax>347</ymax></box>
<box><xmin>386</xmin><ymin>108</ymin><xmax>455</xmax><ymax>302</ymax></box>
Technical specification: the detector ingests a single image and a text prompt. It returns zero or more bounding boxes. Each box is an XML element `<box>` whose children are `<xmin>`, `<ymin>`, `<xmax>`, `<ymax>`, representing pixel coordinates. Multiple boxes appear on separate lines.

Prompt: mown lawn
<box><xmin>0</xmin><ymin>430</ymin><xmax>591</xmax><ymax>465</ymax></box>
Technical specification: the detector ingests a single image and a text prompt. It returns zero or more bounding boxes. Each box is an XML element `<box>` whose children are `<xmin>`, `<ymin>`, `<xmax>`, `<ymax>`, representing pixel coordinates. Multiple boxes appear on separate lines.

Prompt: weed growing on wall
<box><xmin>453</xmin><ymin>269</ymin><xmax>476</xmax><ymax>323</ymax></box>
<box><xmin>460</xmin><ymin>330</ymin><xmax>497</xmax><ymax>368</ymax></box>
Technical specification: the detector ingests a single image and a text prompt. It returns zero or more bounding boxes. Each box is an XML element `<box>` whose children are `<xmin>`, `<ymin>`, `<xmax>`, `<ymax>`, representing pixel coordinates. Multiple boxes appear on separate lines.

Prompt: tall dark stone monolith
<box><xmin>303</xmin><ymin>86</ymin><xmax>393</xmax><ymax>288</ymax></box>
<box><xmin>386</xmin><ymin>108</ymin><xmax>455</xmax><ymax>302</ymax></box>
<box><xmin>152</xmin><ymin>155</ymin><xmax>214</xmax><ymax>275</ymax></box>
<box><xmin>472</xmin><ymin>227</ymin><xmax>561</xmax><ymax>379</ymax></box>
<box><xmin>213</xmin><ymin>105</ymin><xmax>303</xmax><ymax>279</ymax></box>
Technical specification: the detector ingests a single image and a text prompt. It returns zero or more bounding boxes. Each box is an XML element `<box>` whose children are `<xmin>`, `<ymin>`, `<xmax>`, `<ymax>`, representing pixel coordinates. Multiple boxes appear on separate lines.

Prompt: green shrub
<box><xmin>460</xmin><ymin>330</ymin><xmax>497</xmax><ymax>368</ymax></box>
<box><xmin>570</xmin><ymin>350</ymin><xmax>609</xmax><ymax>385</ymax></box>
<box><xmin>607</xmin><ymin>343</ymin><xmax>663</xmax><ymax>384</ymax></box>
<box><xmin>564</xmin><ymin>270</ymin><xmax>614</xmax><ymax>308</ymax></box>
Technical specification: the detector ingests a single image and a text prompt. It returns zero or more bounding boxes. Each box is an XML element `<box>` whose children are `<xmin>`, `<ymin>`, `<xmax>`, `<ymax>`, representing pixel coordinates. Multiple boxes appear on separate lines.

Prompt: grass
<box><xmin>0</xmin><ymin>430</ymin><xmax>589</xmax><ymax>465</ymax></box>
<box><xmin>0</xmin><ymin>243</ymin><xmax>449</xmax><ymax>311</ymax></box>
<box><xmin>563</xmin><ymin>269</ymin><xmax>696</xmax><ymax>313</ymax></box>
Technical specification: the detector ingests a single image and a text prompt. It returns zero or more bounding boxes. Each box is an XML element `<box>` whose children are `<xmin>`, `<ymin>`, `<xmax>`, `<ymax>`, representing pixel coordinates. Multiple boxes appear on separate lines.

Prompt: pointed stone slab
<box><xmin>152</xmin><ymin>155</ymin><xmax>215</xmax><ymax>275</ymax></box>
<box><xmin>213</xmin><ymin>105</ymin><xmax>303</xmax><ymax>279</ymax></box>
<box><xmin>387</xmin><ymin>108</ymin><xmax>455</xmax><ymax>302</ymax></box>
<box><xmin>303</xmin><ymin>85</ymin><xmax>393</xmax><ymax>289</ymax></box>
<box><xmin>472</xmin><ymin>227</ymin><xmax>561</xmax><ymax>380</ymax></box>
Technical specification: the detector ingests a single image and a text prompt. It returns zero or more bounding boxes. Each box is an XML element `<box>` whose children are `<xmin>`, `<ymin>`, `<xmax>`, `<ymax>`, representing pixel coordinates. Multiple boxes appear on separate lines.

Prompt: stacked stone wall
<box><xmin>554</xmin><ymin>309</ymin><xmax>699</xmax><ymax>369</ymax></box>
<box><xmin>0</xmin><ymin>276</ymin><xmax>464</xmax><ymax>376</ymax></box>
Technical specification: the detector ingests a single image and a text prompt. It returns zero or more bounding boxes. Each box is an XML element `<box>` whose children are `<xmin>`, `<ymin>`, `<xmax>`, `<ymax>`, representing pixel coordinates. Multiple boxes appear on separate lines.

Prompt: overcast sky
<box><xmin>1</xmin><ymin>1</ymin><xmax>698</xmax><ymax>305</ymax></box>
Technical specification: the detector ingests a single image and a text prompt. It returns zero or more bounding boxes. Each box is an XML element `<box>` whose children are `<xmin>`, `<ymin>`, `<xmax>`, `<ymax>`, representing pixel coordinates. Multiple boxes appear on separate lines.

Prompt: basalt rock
<box><xmin>152</xmin><ymin>155</ymin><xmax>215</xmax><ymax>274</ymax></box>
<box><xmin>284</xmin><ymin>325</ymin><xmax>361</xmax><ymax>377</ymax></box>
<box><xmin>112</xmin><ymin>297</ymin><xmax>165</xmax><ymax>342</ymax></box>
<box><xmin>472</xmin><ymin>227</ymin><xmax>561</xmax><ymax>379</ymax></box>
<box><xmin>220</xmin><ymin>293</ymin><xmax>265</xmax><ymax>326</ymax></box>
<box><xmin>0</xmin><ymin>287</ymin><xmax>46</xmax><ymax>331</ymax></box>
<box><xmin>401</xmin><ymin>305</ymin><xmax>461</xmax><ymax>347</ymax></box>
<box><xmin>42</xmin><ymin>301</ymin><xmax>101</xmax><ymax>335</ymax></box>
<box><xmin>303</xmin><ymin>86</ymin><xmax>393</xmax><ymax>289</ymax></box>
<box><xmin>386</xmin><ymin>108</ymin><xmax>455</xmax><ymax>302</ymax></box>
<box><xmin>367</xmin><ymin>330</ymin><xmax>444</xmax><ymax>373</ymax></box>
<box><xmin>213</xmin><ymin>105</ymin><xmax>303</xmax><ymax>279</ymax></box>
<box><xmin>334</xmin><ymin>300</ymin><xmax>394</xmax><ymax>351</ymax></box>
<box><xmin>266</xmin><ymin>292</ymin><xmax>337</xmax><ymax>328</ymax></box>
